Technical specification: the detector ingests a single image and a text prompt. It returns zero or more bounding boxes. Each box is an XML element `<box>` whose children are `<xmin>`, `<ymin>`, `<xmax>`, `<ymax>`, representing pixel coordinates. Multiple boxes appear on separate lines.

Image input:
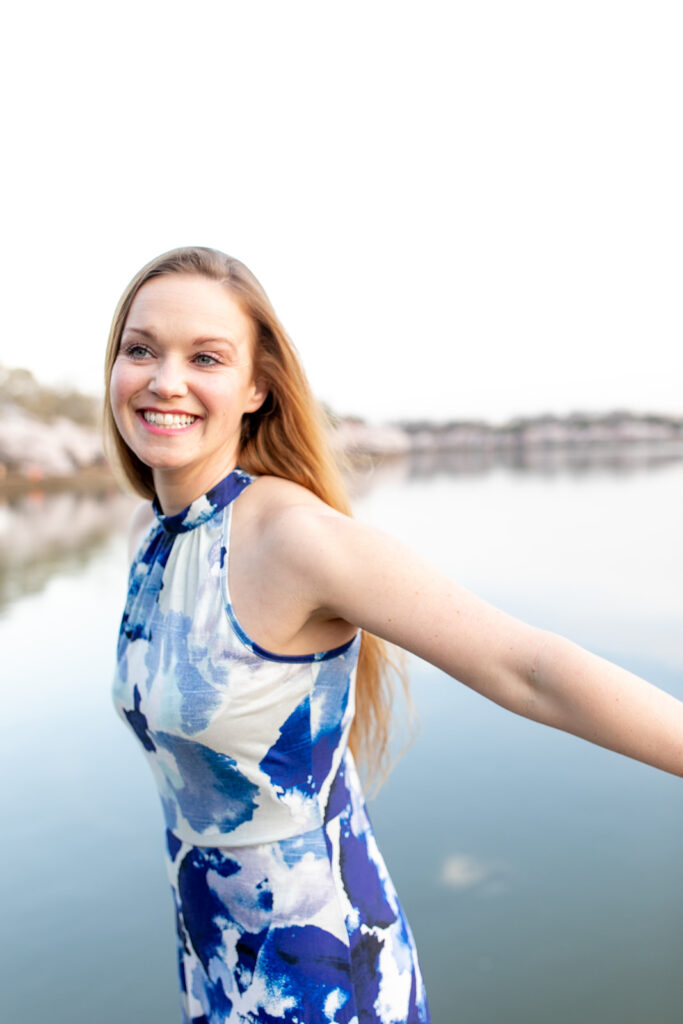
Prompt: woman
<box><xmin>107</xmin><ymin>247</ymin><xmax>682</xmax><ymax>1024</ymax></box>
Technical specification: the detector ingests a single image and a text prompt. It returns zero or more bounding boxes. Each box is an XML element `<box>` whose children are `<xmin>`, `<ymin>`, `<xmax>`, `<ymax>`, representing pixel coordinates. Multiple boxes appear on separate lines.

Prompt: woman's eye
<box><xmin>123</xmin><ymin>343</ymin><xmax>152</xmax><ymax>360</ymax></box>
<box><xmin>193</xmin><ymin>353</ymin><xmax>220</xmax><ymax>366</ymax></box>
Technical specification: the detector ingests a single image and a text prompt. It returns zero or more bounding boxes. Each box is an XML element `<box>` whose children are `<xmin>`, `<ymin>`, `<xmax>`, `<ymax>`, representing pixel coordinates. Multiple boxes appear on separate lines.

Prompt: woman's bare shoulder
<box><xmin>235</xmin><ymin>475</ymin><xmax>347</xmax><ymax>562</ymax></box>
<box><xmin>242</xmin><ymin>474</ymin><xmax>341</xmax><ymax>518</ymax></box>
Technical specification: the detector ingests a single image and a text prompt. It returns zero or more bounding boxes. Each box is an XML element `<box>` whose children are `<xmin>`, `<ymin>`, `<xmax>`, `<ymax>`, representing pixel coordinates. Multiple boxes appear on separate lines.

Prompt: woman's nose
<box><xmin>149</xmin><ymin>357</ymin><xmax>188</xmax><ymax>398</ymax></box>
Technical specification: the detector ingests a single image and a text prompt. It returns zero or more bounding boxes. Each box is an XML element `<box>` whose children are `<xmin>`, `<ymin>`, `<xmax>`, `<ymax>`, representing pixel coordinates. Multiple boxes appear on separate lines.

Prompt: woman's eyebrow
<box><xmin>190</xmin><ymin>335</ymin><xmax>237</xmax><ymax>351</ymax></box>
<box><xmin>122</xmin><ymin>326</ymin><xmax>155</xmax><ymax>339</ymax></box>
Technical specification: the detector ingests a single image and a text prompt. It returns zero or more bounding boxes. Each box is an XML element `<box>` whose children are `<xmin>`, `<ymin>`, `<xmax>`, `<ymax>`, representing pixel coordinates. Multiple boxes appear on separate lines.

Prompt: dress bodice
<box><xmin>112</xmin><ymin>468</ymin><xmax>360</xmax><ymax>848</ymax></box>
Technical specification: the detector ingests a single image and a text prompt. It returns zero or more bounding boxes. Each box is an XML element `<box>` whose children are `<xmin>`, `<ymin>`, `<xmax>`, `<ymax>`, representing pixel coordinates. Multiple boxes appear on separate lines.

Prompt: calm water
<box><xmin>1</xmin><ymin>455</ymin><xmax>681</xmax><ymax>1024</ymax></box>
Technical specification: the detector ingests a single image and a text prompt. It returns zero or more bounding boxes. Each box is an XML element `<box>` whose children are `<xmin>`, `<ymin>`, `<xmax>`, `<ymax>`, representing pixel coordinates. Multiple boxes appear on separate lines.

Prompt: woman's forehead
<box><xmin>126</xmin><ymin>273</ymin><xmax>255</xmax><ymax>342</ymax></box>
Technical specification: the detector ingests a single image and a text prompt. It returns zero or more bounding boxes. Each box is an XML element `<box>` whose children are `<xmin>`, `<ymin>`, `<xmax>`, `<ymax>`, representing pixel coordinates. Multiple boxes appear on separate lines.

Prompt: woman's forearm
<box><xmin>527</xmin><ymin>631</ymin><xmax>683</xmax><ymax>776</ymax></box>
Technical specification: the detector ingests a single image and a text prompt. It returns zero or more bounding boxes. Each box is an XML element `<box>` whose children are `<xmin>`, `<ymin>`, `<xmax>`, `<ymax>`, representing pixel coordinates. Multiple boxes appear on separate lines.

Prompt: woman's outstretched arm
<box><xmin>272</xmin><ymin>501</ymin><xmax>683</xmax><ymax>777</ymax></box>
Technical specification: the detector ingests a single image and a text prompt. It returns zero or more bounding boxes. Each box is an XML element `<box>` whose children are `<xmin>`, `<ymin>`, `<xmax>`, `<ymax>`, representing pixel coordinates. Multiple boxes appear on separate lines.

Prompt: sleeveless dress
<box><xmin>112</xmin><ymin>468</ymin><xmax>431</xmax><ymax>1024</ymax></box>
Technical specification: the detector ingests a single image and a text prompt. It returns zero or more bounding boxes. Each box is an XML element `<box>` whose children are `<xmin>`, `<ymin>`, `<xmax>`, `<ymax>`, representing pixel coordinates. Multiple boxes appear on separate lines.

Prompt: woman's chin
<box><xmin>131</xmin><ymin>451</ymin><xmax>193</xmax><ymax>477</ymax></box>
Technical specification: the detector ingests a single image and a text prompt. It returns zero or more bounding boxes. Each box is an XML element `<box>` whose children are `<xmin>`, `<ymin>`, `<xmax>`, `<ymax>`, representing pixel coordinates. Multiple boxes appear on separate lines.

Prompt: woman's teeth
<box><xmin>142</xmin><ymin>411</ymin><xmax>197</xmax><ymax>428</ymax></box>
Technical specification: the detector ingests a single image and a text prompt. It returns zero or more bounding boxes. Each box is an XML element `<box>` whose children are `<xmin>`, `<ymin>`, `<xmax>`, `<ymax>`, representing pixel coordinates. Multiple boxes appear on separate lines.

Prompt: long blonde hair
<box><xmin>103</xmin><ymin>246</ymin><xmax>411</xmax><ymax>787</ymax></box>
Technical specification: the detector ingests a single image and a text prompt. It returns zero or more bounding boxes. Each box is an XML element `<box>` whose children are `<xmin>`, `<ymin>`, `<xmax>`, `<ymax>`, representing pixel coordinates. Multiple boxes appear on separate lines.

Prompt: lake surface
<box><xmin>1</xmin><ymin>454</ymin><xmax>681</xmax><ymax>1024</ymax></box>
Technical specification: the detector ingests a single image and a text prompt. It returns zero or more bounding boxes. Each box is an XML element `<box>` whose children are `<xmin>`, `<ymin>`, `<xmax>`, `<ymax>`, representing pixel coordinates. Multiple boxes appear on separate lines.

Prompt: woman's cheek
<box><xmin>110</xmin><ymin>361</ymin><xmax>137</xmax><ymax>435</ymax></box>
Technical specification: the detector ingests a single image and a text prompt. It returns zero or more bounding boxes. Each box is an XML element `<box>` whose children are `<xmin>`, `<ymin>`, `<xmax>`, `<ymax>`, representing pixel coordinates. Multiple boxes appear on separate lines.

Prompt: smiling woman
<box><xmin>104</xmin><ymin>246</ymin><xmax>683</xmax><ymax>1024</ymax></box>
<box><xmin>109</xmin><ymin>275</ymin><xmax>267</xmax><ymax>514</ymax></box>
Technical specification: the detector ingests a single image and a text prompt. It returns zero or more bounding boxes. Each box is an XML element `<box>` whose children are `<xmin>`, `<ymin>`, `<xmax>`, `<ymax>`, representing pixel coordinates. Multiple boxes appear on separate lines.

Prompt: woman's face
<box><xmin>110</xmin><ymin>273</ymin><xmax>266</xmax><ymax>508</ymax></box>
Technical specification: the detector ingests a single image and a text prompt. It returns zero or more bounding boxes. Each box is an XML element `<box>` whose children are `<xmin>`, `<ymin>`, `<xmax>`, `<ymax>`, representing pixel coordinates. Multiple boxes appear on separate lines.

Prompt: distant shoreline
<box><xmin>332</xmin><ymin>410</ymin><xmax>683</xmax><ymax>457</ymax></box>
<box><xmin>3</xmin><ymin>364</ymin><xmax>682</xmax><ymax>490</ymax></box>
<box><xmin>2</xmin><ymin>414</ymin><xmax>683</xmax><ymax>496</ymax></box>
<box><xmin>0</xmin><ymin>465</ymin><xmax>119</xmax><ymax>498</ymax></box>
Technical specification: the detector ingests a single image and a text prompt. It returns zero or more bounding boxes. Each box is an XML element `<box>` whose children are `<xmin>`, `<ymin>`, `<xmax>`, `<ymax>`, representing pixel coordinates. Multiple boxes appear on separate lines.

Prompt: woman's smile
<box><xmin>137</xmin><ymin>408</ymin><xmax>201</xmax><ymax>432</ymax></box>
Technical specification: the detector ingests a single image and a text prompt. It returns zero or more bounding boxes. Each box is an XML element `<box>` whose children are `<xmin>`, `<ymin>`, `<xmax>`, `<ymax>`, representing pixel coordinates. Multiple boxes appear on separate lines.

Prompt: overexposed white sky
<box><xmin>1</xmin><ymin>1</ymin><xmax>681</xmax><ymax>424</ymax></box>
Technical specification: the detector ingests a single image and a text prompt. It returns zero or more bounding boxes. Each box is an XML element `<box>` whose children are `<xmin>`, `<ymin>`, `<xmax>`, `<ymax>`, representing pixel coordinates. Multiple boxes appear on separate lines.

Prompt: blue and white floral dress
<box><xmin>112</xmin><ymin>468</ymin><xmax>430</xmax><ymax>1024</ymax></box>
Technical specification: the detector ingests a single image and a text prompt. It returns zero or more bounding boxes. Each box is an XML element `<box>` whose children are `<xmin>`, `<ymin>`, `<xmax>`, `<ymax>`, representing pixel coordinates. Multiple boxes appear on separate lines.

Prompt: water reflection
<box><xmin>347</xmin><ymin>443</ymin><xmax>683</xmax><ymax>492</ymax></box>
<box><xmin>3</xmin><ymin>444</ymin><xmax>682</xmax><ymax>608</ymax></box>
<box><xmin>2</xmin><ymin>454</ymin><xmax>681</xmax><ymax>1024</ymax></box>
<box><xmin>0</xmin><ymin>486</ymin><xmax>136</xmax><ymax>610</ymax></box>
<box><xmin>440</xmin><ymin>853</ymin><xmax>511</xmax><ymax>893</ymax></box>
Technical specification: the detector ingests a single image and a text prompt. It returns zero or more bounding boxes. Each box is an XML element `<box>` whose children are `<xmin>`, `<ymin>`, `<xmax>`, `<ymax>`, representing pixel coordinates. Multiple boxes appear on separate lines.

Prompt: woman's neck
<box><xmin>152</xmin><ymin>460</ymin><xmax>240</xmax><ymax>515</ymax></box>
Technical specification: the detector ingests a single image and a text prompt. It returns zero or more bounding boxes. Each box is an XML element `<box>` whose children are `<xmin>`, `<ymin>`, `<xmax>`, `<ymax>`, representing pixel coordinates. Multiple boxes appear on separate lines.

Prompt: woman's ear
<box><xmin>247</xmin><ymin>377</ymin><xmax>269</xmax><ymax>413</ymax></box>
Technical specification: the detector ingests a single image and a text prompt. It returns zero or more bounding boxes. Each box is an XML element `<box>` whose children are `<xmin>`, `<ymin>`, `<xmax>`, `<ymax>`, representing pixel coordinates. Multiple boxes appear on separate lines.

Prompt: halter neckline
<box><xmin>153</xmin><ymin>467</ymin><xmax>254</xmax><ymax>534</ymax></box>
